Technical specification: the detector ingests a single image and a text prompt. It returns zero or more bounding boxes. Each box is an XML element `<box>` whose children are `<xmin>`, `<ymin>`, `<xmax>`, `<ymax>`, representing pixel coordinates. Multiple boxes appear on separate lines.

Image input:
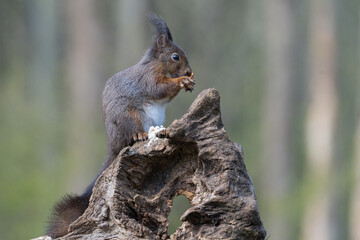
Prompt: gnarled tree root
<box><xmin>56</xmin><ymin>88</ymin><xmax>266</xmax><ymax>240</ymax></box>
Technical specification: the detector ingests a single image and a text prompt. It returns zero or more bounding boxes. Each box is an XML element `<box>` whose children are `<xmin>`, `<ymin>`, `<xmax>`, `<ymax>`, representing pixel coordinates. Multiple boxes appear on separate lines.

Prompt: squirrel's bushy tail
<box><xmin>46</xmin><ymin>194</ymin><xmax>89</xmax><ymax>238</ymax></box>
<box><xmin>46</xmin><ymin>160</ymin><xmax>106</xmax><ymax>238</ymax></box>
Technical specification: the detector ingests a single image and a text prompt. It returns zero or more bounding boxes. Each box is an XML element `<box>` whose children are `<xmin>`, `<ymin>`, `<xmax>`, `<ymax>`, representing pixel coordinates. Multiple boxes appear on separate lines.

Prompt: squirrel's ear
<box><xmin>156</xmin><ymin>34</ymin><xmax>169</xmax><ymax>48</ymax></box>
<box><xmin>149</xmin><ymin>34</ymin><xmax>171</xmax><ymax>58</ymax></box>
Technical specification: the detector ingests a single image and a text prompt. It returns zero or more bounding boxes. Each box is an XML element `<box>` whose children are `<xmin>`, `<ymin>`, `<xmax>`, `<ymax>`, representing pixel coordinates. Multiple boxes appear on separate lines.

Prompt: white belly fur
<box><xmin>143</xmin><ymin>98</ymin><xmax>169</xmax><ymax>132</ymax></box>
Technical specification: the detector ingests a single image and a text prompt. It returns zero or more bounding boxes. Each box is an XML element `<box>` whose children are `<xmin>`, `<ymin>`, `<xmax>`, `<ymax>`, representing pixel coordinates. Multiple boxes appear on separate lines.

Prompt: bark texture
<box><xmin>58</xmin><ymin>88</ymin><xmax>266</xmax><ymax>240</ymax></box>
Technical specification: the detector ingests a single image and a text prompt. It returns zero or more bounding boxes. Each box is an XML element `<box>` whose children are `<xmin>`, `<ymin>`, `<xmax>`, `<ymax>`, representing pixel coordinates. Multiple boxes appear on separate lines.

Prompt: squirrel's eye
<box><xmin>171</xmin><ymin>53</ymin><xmax>180</xmax><ymax>61</ymax></box>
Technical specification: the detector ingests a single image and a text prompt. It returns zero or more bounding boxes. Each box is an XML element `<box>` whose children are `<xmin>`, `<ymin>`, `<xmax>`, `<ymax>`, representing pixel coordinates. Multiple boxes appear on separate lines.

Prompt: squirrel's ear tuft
<box><xmin>148</xmin><ymin>13</ymin><xmax>173</xmax><ymax>42</ymax></box>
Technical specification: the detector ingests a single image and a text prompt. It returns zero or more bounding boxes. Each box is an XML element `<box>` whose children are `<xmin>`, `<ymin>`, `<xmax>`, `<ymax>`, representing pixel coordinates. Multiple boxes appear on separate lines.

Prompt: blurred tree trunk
<box><xmin>301</xmin><ymin>0</ymin><xmax>337</xmax><ymax>239</ymax></box>
<box><xmin>332</xmin><ymin>1</ymin><xmax>360</xmax><ymax>239</ymax></box>
<box><xmin>64</xmin><ymin>0</ymin><xmax>104</xmax><ymax>191</ymax></box>
<box><xmin>349</xmin><ymin>14</ymin><xmax>360</xmax><ymax>240</ymax></box>
<box><xmin>350</xmin><ymin>116</ymin><xmax>360</xmax><ymax>240</ymax></box>
<box><xmin>28</xmin><ymin>0</ymin><xmax>57</xmax><ymax>115</ymax></box>
<box><xmin>27</xmin><ymin>0</ymin><xmax>59</xmax><ymax>167</ymax></box>
<box><xmin>116</xmin><ymin>0</ymin><xmax>148</xmax><ymax>69</ymax></box>
<box><xmin>262</xmin><ymin>1</ymin><xmax>294</xmax><ymax>239</ymax></box>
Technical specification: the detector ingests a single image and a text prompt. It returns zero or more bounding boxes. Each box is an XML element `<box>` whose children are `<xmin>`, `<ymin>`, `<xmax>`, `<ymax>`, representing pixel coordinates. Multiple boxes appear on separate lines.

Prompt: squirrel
<box><xmin>46</xmin><ymin>14</ymin><xmax>194</xmax><ymax>238</ymax></box>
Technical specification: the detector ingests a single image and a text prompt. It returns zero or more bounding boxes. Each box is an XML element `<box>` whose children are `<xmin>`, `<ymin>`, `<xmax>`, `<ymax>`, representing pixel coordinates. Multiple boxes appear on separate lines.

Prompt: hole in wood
<box><xmin>167</xmin><ymin>195</ymin><xmax>191</xmax><ymax>235</ymax></box>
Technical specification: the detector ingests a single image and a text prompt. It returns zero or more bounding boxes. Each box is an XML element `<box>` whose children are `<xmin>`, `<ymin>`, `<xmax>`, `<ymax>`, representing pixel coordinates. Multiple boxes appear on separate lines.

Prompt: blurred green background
<box><xmin>0</xmin><ymin>0</ymin><xmax>359</xmax><ymax>239</ymax></box>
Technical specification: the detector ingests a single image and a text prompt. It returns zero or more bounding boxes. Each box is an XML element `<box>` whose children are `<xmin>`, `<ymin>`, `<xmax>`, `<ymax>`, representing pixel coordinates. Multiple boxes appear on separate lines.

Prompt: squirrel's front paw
<box><xmin>132</xmin><ymin>132</ymin><xmax>148</xmax><ymax>142</ymax></box>
<box><xmin>180</xmin><ymin>74</ymin><xmax>195</xmax><ymax>92</ymax></box>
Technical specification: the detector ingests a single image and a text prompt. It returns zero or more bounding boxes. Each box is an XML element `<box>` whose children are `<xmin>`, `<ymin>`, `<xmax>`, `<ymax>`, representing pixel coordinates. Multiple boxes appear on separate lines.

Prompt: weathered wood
<box><xmin>58</xmin><ymin>88</ymin><xmax>266</xmax><ymax>239</ymax></box>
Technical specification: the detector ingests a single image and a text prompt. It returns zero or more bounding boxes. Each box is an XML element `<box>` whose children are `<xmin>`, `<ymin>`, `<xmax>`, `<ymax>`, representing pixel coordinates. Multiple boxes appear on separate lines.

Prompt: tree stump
<box><xmin>57</xmin><ymin>88</ymin><xmax>266</xmax><ymax>239</ymax></box>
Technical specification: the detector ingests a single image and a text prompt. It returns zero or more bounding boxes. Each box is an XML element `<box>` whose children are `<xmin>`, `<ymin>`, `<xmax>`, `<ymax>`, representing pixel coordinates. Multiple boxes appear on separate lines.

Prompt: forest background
<box><xmin>0</xmin><ymin>0</ymin><xmax>359</xmax><ymax>240</ymax></box>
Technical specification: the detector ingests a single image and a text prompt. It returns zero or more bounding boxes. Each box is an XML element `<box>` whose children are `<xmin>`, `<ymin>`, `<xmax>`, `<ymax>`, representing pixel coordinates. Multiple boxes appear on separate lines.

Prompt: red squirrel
<box><xmin>46</xmin><ymin>14</ymin><xmax>194</xmax><ymax>238</ymax></box>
